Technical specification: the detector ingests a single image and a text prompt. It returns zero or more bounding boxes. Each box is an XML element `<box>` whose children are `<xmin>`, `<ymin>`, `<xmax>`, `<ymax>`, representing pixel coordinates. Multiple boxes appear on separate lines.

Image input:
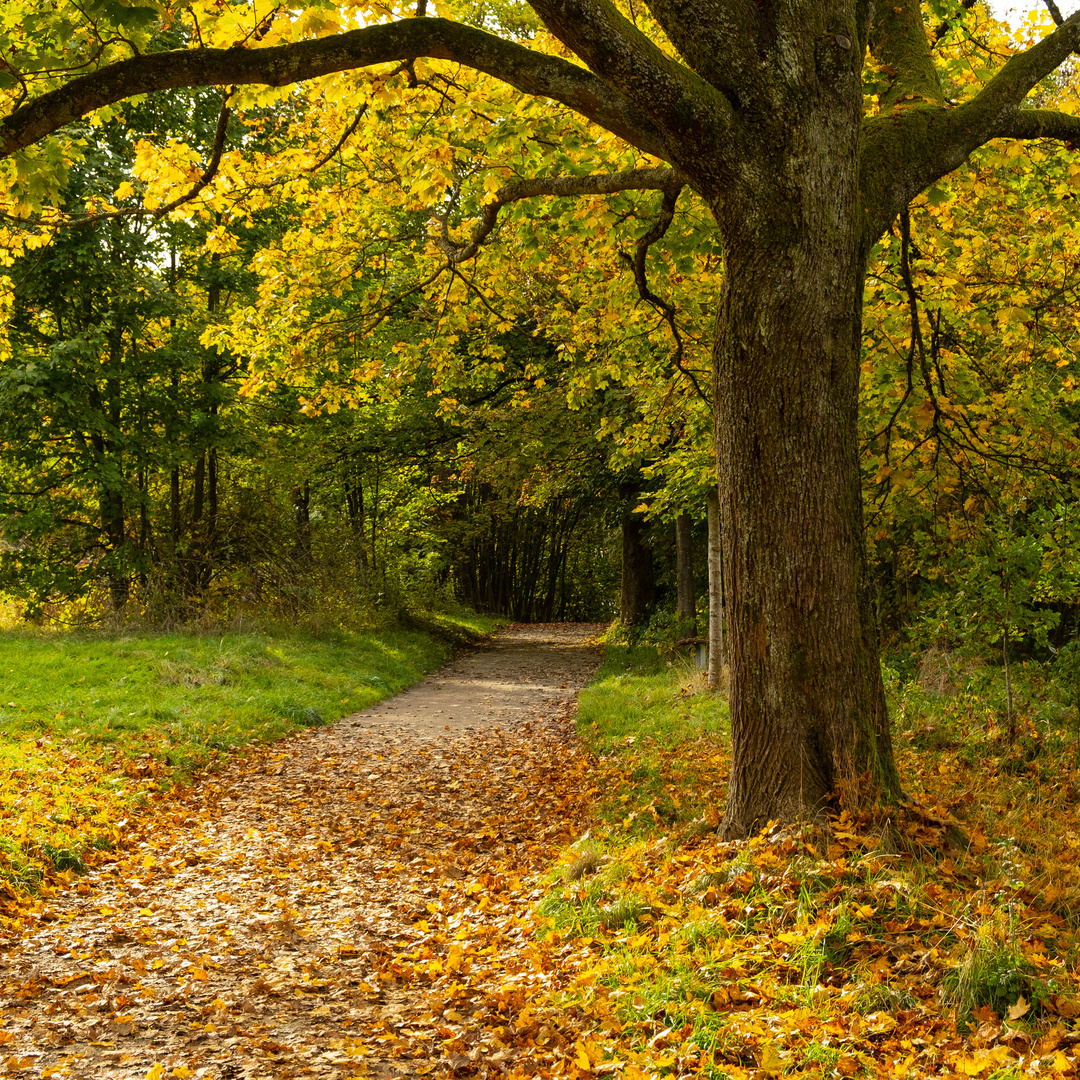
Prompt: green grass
<box><xmin>575</xmin><ymin>644</ymin><xmax>728</xmax><ymax>833</ymax></box>
<box><xmin>0</xmin><ymin>612</ymin><xmax>497</xmax><ymax>892</ymax></box>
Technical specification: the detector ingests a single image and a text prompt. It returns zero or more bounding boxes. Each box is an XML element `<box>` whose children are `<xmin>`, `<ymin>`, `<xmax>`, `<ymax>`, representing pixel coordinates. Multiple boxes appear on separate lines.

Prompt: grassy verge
<box><xmin>529</xmin><ymin>642</ymin><xmax>1080</xmax><ymax>1079</ymax></box>
<box><xmin>575</xmin><ymin>644</ymin><xmax>729</xmax><ymax>836</ymax></box>
<box><xmin>0</xmin><ymin>611</ymin><xmax>496</xmax><ymax>894</ymax></box>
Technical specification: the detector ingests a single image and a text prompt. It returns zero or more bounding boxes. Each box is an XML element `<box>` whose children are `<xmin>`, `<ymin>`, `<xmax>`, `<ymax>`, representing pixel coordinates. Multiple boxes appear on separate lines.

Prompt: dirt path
<box><xmin>0</xmin><ymin>624</ymin><xmax>605</xmax><ymax>1080</ymax></box>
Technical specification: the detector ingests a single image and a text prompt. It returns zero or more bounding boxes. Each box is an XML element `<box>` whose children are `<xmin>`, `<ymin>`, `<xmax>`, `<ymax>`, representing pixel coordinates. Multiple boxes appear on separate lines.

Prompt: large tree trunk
<box><xmin>710</xmin><ymin>109</ymin><xmax>903</xmax><ymax>836</ymax></box>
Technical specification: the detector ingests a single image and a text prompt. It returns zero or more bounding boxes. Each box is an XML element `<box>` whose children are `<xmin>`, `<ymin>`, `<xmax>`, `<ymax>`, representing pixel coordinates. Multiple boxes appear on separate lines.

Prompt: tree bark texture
<box><xmin>620</xmin><ymin>512</ymin><xmax>654</xmax><ymax>629</ymax></box>
<box><xmin>708</xmin><ymin>89</ymin><xmax>902</xmax><ymax>835</ymax></box>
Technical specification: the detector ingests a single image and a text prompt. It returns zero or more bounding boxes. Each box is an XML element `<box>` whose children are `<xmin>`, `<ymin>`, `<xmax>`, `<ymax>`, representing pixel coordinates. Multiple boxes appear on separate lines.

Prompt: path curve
<box><xmin>0</xmin><ymin>623</ymin><xmax>605</xmax><ymax>1080</ymax></box>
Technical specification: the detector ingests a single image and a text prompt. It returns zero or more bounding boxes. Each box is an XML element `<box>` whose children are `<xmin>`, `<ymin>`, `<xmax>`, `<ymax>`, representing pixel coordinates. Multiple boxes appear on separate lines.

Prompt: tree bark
<box><xmin>707</xmin><ymin>488</ymin><xmax>723</xmax><ymax>691</ymax></box>
<box><xmin>620</xmin><ymin>512</ymin><xmax>654</xmax><ymax>629</ymax></box>
<box><xmin>709</xmin><ymin>106</ymin><xmax>903</xmax><ymax>836</ymax></box>
<box><xmin>675</xmin><ymin>512</ymin><xmax>695</xmax><ymax>633</ymax></box>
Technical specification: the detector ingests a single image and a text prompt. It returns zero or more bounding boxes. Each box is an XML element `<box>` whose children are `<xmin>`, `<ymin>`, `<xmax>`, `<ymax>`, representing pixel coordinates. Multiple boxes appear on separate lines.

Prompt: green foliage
<box><xmin>916</xmin><ymin>509</ymin><xmax>1074</xmax><ymax>652</ymax></box>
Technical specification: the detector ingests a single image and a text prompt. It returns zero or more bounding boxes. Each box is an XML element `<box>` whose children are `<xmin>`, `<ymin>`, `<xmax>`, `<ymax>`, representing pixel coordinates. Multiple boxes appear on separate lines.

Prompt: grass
<box><xmin>526</xmin><ymin>637</ymin><xmax>1080</xmax><ymax>1079</ymax></box>
<box><xmin>0</xmin><ymin>611</ymin><xmax>497</xmax><ymax>892</ymax></box>
<box><xmin>575</xmin><ymin>644</ymin><xmax>728</xmax><ymax>836</ymax></box>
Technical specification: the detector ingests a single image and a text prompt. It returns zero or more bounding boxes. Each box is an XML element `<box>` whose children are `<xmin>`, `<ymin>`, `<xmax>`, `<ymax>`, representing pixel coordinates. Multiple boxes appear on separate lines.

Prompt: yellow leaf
<box><xmin>172</xmin><ymin>1068</ymin><xmax>193</xmax><ymax>1079</ymax></box>
<box><xmin>147</xmin><ymin>1066</ymin><xmax>165</xmax><ymax>1080</ymax></box>
<box><xmin>574</xmin><ymin>1040</ymin><xmax>593</xmax><ymax>1073</ymax></box>
<box><xmin>760</xmin><ymin>1042</ymin><xmax>784</xmax><ymax>1075</ymax></box>
<box><xmin>1007</xmin><ymin>994</ymin><xmax>1030</xmax><ymax>1020</ymax></box>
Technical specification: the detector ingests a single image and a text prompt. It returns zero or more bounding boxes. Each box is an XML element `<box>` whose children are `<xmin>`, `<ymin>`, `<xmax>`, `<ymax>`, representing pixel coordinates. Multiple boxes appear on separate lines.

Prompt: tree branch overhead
<box><xmin>0</xmin><ymin>18</ymin><xmax>671</xmax><ymax>162</ymax></box>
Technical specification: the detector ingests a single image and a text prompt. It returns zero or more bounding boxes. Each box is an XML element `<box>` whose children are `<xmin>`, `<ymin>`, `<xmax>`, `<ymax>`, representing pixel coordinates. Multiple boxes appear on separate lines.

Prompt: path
<box><xmin>0</xmin><ymin>624</ymin><xmax>605</xmax><ymax>1079</ymax></box>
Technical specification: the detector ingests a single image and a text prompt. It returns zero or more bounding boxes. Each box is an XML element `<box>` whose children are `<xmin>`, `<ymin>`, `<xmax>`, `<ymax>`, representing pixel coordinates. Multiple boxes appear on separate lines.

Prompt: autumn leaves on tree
<box><xmin>3</xmin><ymin>0</ymin><xmax>1080</xmax><ymax>834</ymax></box>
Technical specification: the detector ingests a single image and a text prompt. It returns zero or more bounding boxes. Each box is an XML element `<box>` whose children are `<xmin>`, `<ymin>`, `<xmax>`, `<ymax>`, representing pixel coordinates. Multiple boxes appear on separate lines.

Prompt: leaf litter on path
<box><xmin>0</xmin><ymin>624</ymin><xmax>606</xmax><ymax>1080</ymax></box>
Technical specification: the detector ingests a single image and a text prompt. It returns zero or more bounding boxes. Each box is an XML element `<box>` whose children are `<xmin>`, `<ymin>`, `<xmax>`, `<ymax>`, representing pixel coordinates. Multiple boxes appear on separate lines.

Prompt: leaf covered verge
<box><xmin>513</xmin><ymin>646</ymin><xmax>1080</xmax><ymax>1080</ymax></box>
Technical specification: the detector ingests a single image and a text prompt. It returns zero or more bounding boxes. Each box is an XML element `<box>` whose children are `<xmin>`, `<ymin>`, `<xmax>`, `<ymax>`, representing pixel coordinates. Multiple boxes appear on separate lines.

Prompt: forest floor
<box><xmin>0</xmin><ymin>623</ymin><xmax>606</xmax><ymax>1080</ymax></box>
<box><xmin>4</xmin><ymin>627</ymin><xmax>1080</xmax><ymax>1080</ymax></box>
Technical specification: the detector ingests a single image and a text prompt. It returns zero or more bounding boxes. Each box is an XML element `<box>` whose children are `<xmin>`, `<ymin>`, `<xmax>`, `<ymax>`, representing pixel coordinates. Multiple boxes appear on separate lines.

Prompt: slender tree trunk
<box><xmin>620</xmin><ymin>512</ymin><xmax>654</xmax><ymax>629</ymax></box>
<box><xmin>97</xmin><ymin>307</ymin><xmax>129</xmax><ymax>613</ymax></box>
<box><xmin>345</xmin><ymin>466</ymin><xmax>367</xmax><ymax>578</ymax></box>
<box><xmin>292</xmin><ymin>480</ymin><xmax>312</xmax><ymax>565</ymax></box>
<box><xmin>676</xmin><ymin>512</ymin><xmax>696</xmax><ymax>632</ymax></box>
<box><xmin>371</xmin><ymin>454</ymin><xmax>380</xmax><ymax>578</ymax></box>
<box><xmin>169</xmin><ymin>358</ymin><xmax>181</xmax><ymax>553</ymax></box>
<box><xmin>206</xmin><ymin>445</ymin><xmax>219</xmax><ymax>589</ymax></box>
<box><xmin>707</xmin><ymin>488</ymin><xmax>723</xmax><ymax>690</ymax></box>
<box><xmin>100</xmin><ymin>486</ymin><xmax>128</xmax><ymax>612</ymax></box>
<box><xmin>187</xmin><ymin>251</ymin><xmax>223</xmax><ymax>594</ymax></box>
<box><xmin>207</xmin><ymin>446</ymin><xmax>218</xmax><ymax>540</ymax></box>
<box><xmin>170</xmin><ymin>464</ymin><xmax>181</xmax><ymax>549</ymax></box>
<box><xmin>1004</xmin><ymin>622</ymin><xmax>1014</xmax><ymax>745</ymax></box>
<box><xmin>137</xmin><ymin>462</ymin><xmax>149</xmax><ymax>583</ymax></box>
<box><xmin>710</xmin><ymin>110</ymin><xmax>902</xmax><ymax>836</ymax></box>
<box><xmin>192</xmin><ymin>453</ymin><xmax>205</xmax><ymax>525</ymax></box>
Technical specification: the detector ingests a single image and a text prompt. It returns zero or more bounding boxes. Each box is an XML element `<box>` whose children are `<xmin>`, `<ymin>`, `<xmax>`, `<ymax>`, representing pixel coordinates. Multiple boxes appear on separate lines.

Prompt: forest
<box><xmin>3</xmin><ymin>1</ymin><xmax>1080</xmax><ymax>1076</ymax></box>
<box><xmin>6</xmin><ymin>0</ymin><xmax>1080</xmax><ymax>823</ymax></box>
<box><xmin>5</xmin><ymin>2</ymin><xmax>1080</xmax><ymax>652</ymax></box>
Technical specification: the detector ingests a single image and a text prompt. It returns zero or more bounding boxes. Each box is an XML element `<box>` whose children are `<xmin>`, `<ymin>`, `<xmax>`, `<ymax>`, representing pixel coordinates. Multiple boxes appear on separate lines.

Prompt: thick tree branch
<box><xmin>870</xmin><ymin>0</ymin><xmax>948</xmax><ymax>109</ymax></box>
<box><xmin>997</xmin><ymin>107</ymin><xmax>1080</xmax><ymax>140</ymax></box>
<box><xmin>639</xmin><ymin>0</ymin><xmax>771</xmax><ymax>108</ymax></box>
<box><xmin>861</xmin><ymin>8</ymin><xmax>1080</xmax><ymax>238</ymax></box>
<box><xmin>0</xmin><ymin>18</ymin><xmax>670</xmax><ymax>163</ymax></box>
<box><xmin>432</xmin><ymin>165</ymin><xmax>684</xmax><ymax>263</ymax></box>
<box><xmin>527</xmin><ymin>0</ymin><xmax>737</xmax><ymax>179</ymax></box>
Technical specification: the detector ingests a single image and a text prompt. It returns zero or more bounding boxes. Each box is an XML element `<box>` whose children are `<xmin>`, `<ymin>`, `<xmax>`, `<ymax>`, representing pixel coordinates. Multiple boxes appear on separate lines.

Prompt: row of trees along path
<box><xmin>0</xmin><ymin>625</ymin><xmax>604</xmax><ymax>1079</ymax></box>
